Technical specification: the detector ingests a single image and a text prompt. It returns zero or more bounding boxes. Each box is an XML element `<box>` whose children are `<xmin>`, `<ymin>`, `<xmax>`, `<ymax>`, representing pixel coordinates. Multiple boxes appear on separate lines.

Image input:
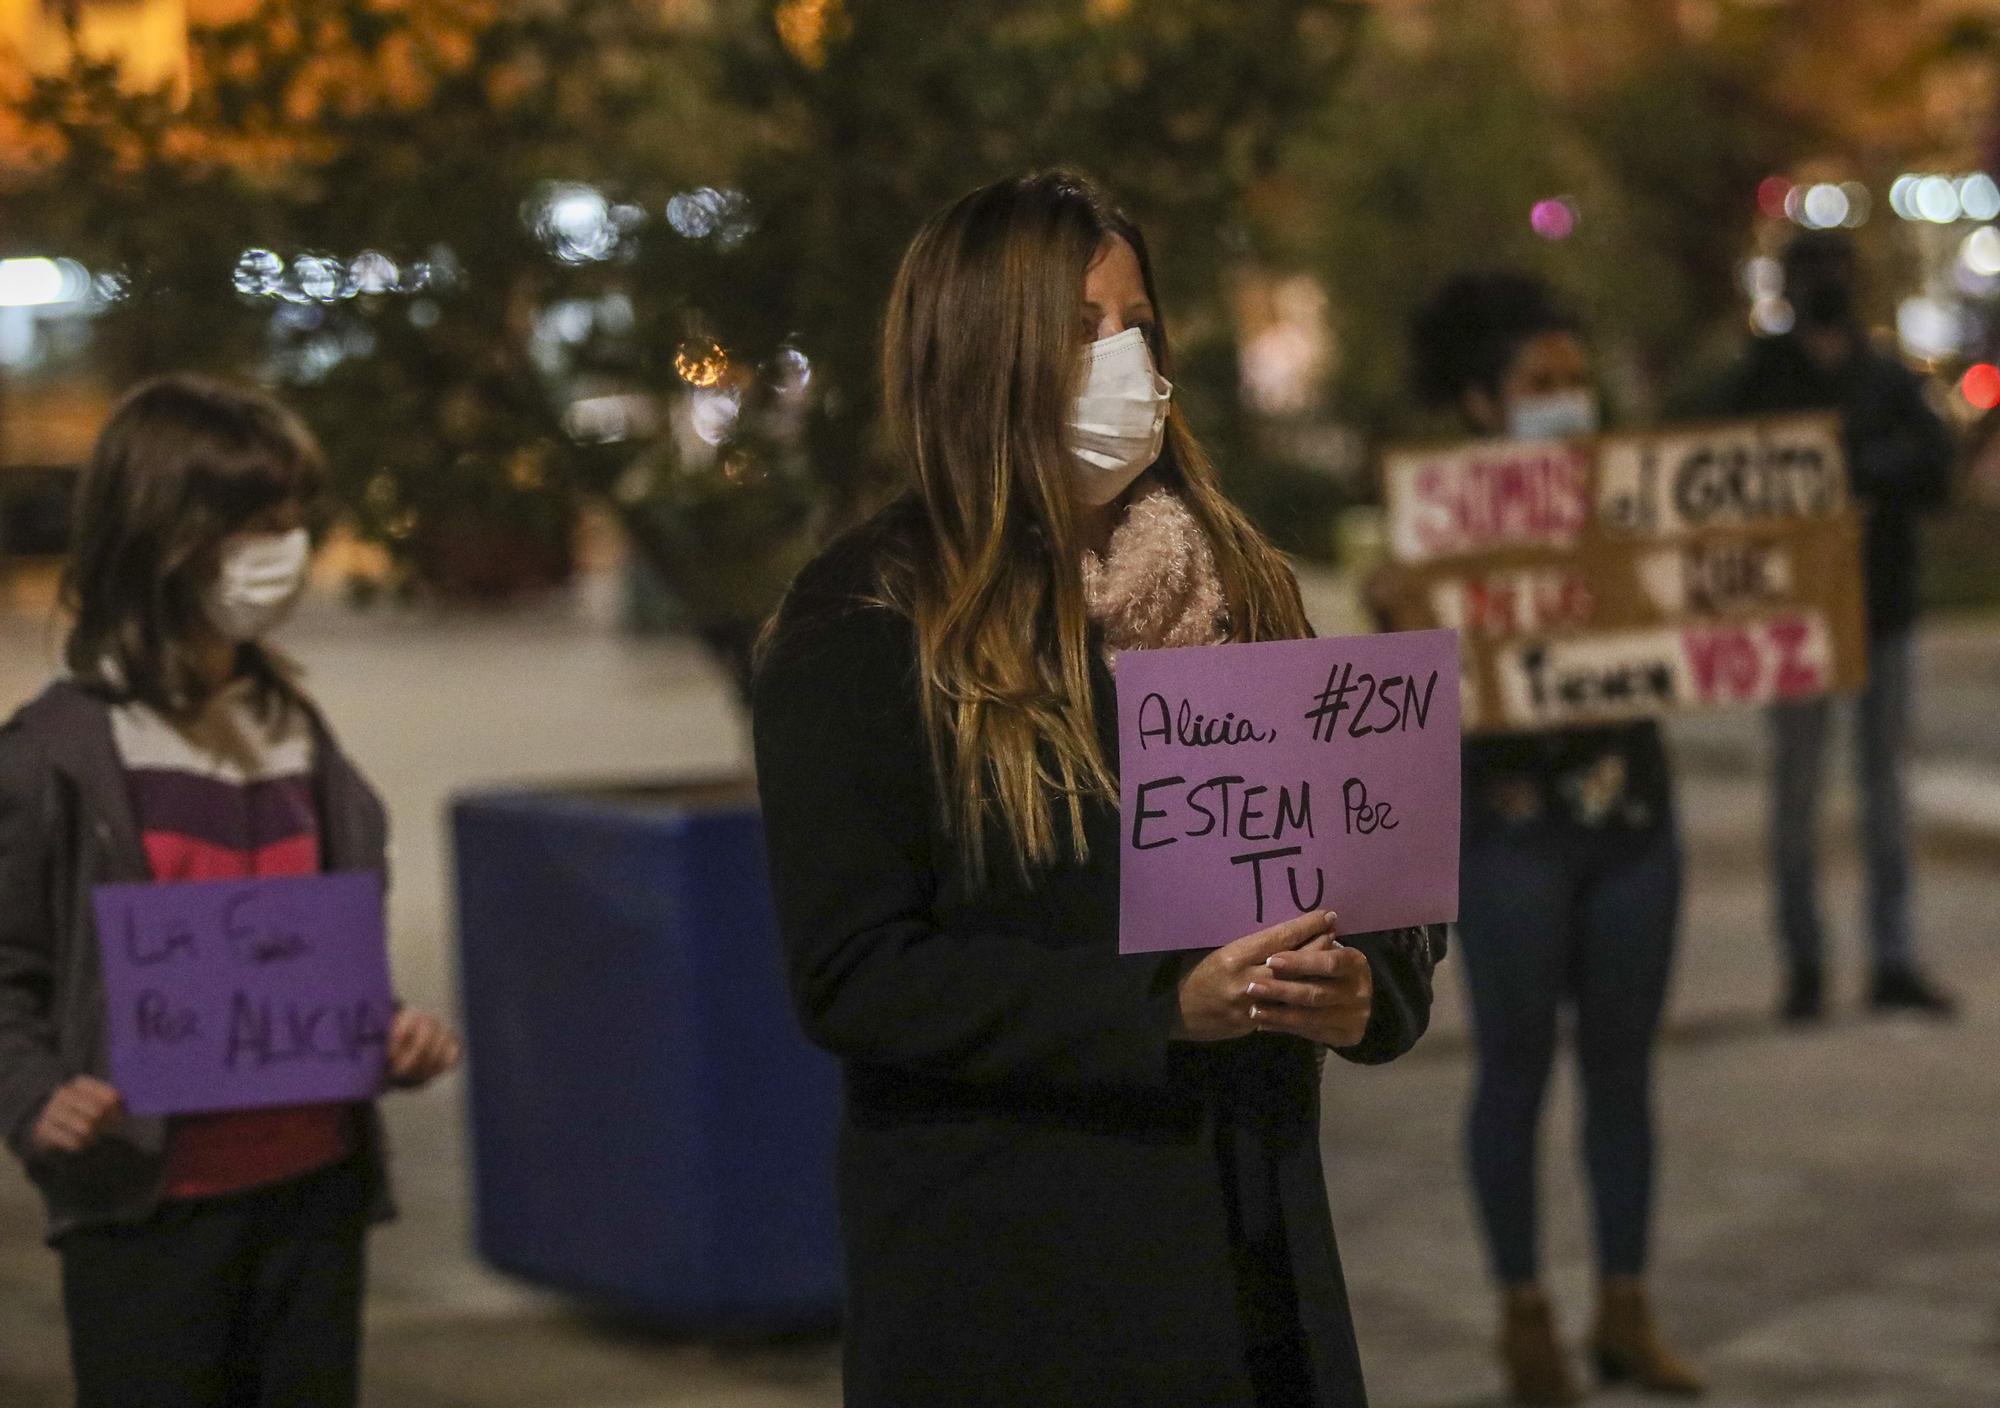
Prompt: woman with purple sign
<box><xmin>0</xmin><ymin>376</ymin><xmax>460</xmax><ymax>1407</ymax></box>
<box><xmin>1408</xmin><ymin>273</ymin><xmax>1702</xmax><ymax>1403</ymax></box>
<box><xmin>752</xmin><ymin>171</ymin><xmax>1443</xmax><ymax>1408</ymax></box>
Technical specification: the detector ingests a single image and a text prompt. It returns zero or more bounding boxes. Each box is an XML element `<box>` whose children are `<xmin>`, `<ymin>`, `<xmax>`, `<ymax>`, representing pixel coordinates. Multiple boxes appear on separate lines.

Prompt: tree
<box><xmin>1276</xmin><ymin>2</ymin><xmax>1814</xmax><ymax>441</ymax></box>
<box><xmin>7</xmin><ymin>0</ymin><xmax>705</xmax><ymax>603</ymax></box>
<box><xmin>1278</xmin><ymin>5</ymin><xmax>1583</xmax><ymax>443</ymax></box>
<box><xmin>6</xmin><ymin>0</ymin><xmax>1371</xmax><ymax>694</ymax></box>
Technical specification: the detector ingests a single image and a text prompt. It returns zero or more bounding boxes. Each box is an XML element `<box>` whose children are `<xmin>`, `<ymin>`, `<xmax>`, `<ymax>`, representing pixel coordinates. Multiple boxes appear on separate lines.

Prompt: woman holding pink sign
<box><xmin>753</xmin><ymin>171</ymin><xmax>1442</xmax><ymax>1408</ymax></box>
<box><xmin>0</xmin><ymin>376</ymin><xmax>461</xmax><ymax>1407</ymax></box>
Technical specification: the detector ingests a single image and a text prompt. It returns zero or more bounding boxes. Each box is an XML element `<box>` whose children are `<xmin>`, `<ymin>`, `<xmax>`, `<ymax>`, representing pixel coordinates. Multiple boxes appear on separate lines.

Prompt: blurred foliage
<box><xmin>627</xmin><ymin>0</ymin><xmax>1373</xmax><ymax>548</ymax></box>
<box><xmin>1278</xmin><ymin>1</ymin><xmax>1815</xmax><ymax>443</ymax></box>
<box><xmin>24</xmin><ymin>0</ymin><xmax>1982</xmax><ymax>670</ymax></box>
<box><xmin>1278</xmin><ymin>8</ymin><xmax>1577</xmax><ymax>443</ymax></box>
<box><xmin>1578</xmin><ymin>42</ymin><xmax>1812</xmax><ymax>404</ymax></box>
<box><xmin>4</xmin><ymin>0</ymin><xmax>1370</xmax><ymax>692</ymax></box>
<box><xmin>6</xmin><ymin>0</ymin><xmax>704</xmax><ymax>606</ymax></box>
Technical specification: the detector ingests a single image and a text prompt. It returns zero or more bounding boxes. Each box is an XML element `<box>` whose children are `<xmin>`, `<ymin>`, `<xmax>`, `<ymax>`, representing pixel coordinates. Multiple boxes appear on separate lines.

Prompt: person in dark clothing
<box><xmin>1407</xmin><ymin>273</ymin><xmax>1702</xmax><ymax>1404</ymax></box>
<box><xmin>1705</xmin><ymin>229</ymin><xmax>1957</xmax><ymax>1022</ymax></box>
<box><xmin>752</xmin><ymin>171</ymin><xmax>1442</xmax><ymax>1408</ymax></box>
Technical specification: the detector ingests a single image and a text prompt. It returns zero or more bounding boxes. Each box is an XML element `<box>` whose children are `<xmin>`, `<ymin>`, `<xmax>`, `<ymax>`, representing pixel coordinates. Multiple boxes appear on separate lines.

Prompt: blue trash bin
<box><xmin>451</xmin><ymin>779</ymin><xmax>842</xmax><ymax>1330</ymax></box>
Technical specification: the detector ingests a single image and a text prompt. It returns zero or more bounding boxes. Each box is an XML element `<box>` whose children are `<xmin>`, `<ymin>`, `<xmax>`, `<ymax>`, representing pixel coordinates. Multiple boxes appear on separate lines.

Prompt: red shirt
<box><xmin>113</xmin><ymin>684</ymin><xmax>356</xmax><ymax>1200</ymax></box>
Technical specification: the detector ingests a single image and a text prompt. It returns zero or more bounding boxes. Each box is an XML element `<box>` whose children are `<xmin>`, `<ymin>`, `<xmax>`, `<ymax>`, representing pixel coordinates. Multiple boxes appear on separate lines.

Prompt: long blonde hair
<box><xmin>875</xmin><ymin>171</ymin><xmax>1308</xmax><ymax>879</ymax></box>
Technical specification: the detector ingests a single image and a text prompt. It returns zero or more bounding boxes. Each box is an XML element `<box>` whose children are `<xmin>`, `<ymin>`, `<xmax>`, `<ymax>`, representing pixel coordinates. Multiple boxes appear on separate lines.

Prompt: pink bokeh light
<box><xmin>1531</xmin><ymin>197</ymin><xmax>1578</xmax><ymax>241</ymax></box>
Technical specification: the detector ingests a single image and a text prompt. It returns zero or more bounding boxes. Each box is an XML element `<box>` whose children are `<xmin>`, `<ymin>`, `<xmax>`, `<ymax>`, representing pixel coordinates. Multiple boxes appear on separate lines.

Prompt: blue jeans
<box><xmin>1456</xmin><ymin>818</ymin><xmax>1683</xmax><ymax>1285</ymax></box>
<box><xmin>1769</xmin><ymin>631</ymin><xmax>1917</xmax><ymax>975</ymax></box>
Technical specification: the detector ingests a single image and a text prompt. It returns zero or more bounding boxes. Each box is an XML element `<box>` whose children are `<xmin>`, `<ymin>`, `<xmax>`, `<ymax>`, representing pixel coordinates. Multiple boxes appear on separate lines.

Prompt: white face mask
<box><xmin>1067</xmin><ymin>327</ymin><xmax>1173</xmax><ymax>506</ymax></box>
<box><xmin>1506</xmin><ymin>388</ymin><xmax>1600</xmax><ymax>441</ymax></box>
<box><xmin>203</xmin><ymin>528</ymin><xmax>311</xmax><ymax>641</ymax></box>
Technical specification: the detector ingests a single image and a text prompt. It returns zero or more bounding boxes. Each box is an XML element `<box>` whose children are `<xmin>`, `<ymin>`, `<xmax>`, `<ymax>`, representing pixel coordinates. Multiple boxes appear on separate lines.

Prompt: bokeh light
<box><xmin>0</xmin><ymin>256</ymin><xmax>89</xmax><ymax>307</ymax></box>
<box><xmin>1897</xmin><ymin>297</ymin><xmax>1966</xmax><ymax>360</ymax></box>
<box><xmin>770</xmin><ymin>346</ymin><xmax>813</xmax><ymax>399</ymax></box>
<box><xmin>530</xmin><ymin>182</ymin><xmax>637</xmax><ymax>264</ymax></box>
<box><xmin>674</xmin><ymin>338</ymin><xmax>729</xmax><ymax>387</ymax></box>
<box><xmin>666</xmin><ymin>188</ymin><xmax>755</xmax><ymax>249</ymax></box>
<box><xmin>1962</xmin><ymin>227</ymin><xmax>2000</xmax><ymax>280</ymax></box>
<box><xmin>1959</xmin><ymin>173</ymin><xmax>2000</xmax><ymax>223</ymax></box>
<box><xmin>1750</xmin><ymin>296</ymin><xmax>1794</xmax><ymax>336</ymax></box>
<box><xmin>1800</xmin><ymin>184</ymin><xmax>1849</xmax><ymax>229</ymax></box>
<box><xmin>1889</xmin><ymin>174</ymin><xmax>1920</xmax><ymax>220</ymax></box>
<box><xmin>1740</xmin><ymin>255</ymin><xmax>1782</xmax><ymax>300</ymax></box>
<box><xmin>775</xmin><ymin>0</ymin><xmax>847</xmax><ymax>69</ymax></box>
<box><xmin>293</xmin><ymin>254</ymin><xmax>346</xmax><ymax>302</ymax></box>
<box><xmin>1916</xmin><ymin>176</ymin><xmax>1962</xmax><ymax>223</ymax></box>
<box><xmin>1756</xmin><ymin>176</ymin><xmax>1792</xmax><ymax>221</ymax></box>
<box><xmin>233</xmin><ymin>248</ymin><xmax>286</xmax><ymax>298</ymax></box>
<box><xmin>1962</xmin><ymin>363</ymin><xmax>2000</xmax><ymax>411</ymax></box>
<box><xmin>350</xmin><ymin>251</ymin><xmax>400</xmax><ymax>295</ymax></box>
<box><xmin>1530</xmin><ymin>197</ymin><xmax>1577</xmax><ymax>241</ymax></box>
<box><xmin>690</xmin><ymin>387</ymin><xmax>742</xmax><ymax>445</ymax></box>
<box><xmin>1792</xmin><ymin>182</ymin><xmax>1868</xmax><ymax>230</ymax></box>
<box><xmin>1839</xmin><ymin>181</ymin><xmax>1871</xmax><ymax>227</ymax></box>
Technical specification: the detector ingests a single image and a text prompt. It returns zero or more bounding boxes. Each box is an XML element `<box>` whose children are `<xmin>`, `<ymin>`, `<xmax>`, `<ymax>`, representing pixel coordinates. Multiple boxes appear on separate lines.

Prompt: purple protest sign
<box><xmin>1116</xmin><ymin>630</ymin><xmax>1461</xmax><ymax>953</ymax></box>
<box><xmin>91</xmin><ymin>872</ymin><xmax>394</xmax><ymax>1117</ymax></box>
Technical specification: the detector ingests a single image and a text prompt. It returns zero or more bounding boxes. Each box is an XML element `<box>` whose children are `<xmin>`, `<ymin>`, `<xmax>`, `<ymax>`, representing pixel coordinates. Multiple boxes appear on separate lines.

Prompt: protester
<box><xmin>752</xmin><ymin>170</ymin><xmax>1443</xmax><ymax>1408</ymax></box>
<box><xmin>0</xmin><ymin>375</ymin><xmax>461</xmax><ymax>1407</ymax></box>
<box><xmin>1705</xmin><ymin>228</ymin><xmax>1957</xmax><ymax>1021</ymax></box>
<box><xmin>1407</xmin><ymin>272</ymin><xmax>1702</xmax><ymax>1403</ymax></box>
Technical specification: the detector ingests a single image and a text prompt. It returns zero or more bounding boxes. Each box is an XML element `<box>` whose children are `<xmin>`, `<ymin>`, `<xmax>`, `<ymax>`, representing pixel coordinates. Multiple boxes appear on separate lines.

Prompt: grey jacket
<box><xmin>0</xmin><ymin>680</ymin><xmax>395</xmax><ymax>1242</ymax></box>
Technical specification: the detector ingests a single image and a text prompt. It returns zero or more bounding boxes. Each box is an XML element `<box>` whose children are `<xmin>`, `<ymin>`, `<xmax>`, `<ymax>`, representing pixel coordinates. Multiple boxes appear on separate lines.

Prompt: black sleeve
<box><xmin>1675</xmin><ymin>352</ymin><xmax>1759</xmax><ymax>421</ymax></box>
<box><xmin>752</xmin><ymin>601</ymin><xmax>1188</xmax><ymax>1094</ymax></box>
<box><xmin>1850</xmin><ymin>363</ymin><xmax>1955</xmax><ymax>513</ymax></box>
<box><xmin>1330</xmin><ymin>924</ymin><xmax>1440</xmax><ymax>1066</ymax></box>
<box><xmin>0</xmin><ymin>724</ymin><xmax>68</xmax><ymax>1160</ymax></box>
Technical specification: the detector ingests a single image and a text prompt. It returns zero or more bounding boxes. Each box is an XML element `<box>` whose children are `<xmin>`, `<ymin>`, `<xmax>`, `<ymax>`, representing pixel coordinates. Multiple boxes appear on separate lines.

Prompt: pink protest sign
<box><xmin>1116</xmin><ymin>631</ymin><xmax>1461</xmax><ymax>953</ymax></box>
<box><xmin>91</xmin><ymin>872</ymin><xmax>394</xmax><ymax>1117</ymax></box>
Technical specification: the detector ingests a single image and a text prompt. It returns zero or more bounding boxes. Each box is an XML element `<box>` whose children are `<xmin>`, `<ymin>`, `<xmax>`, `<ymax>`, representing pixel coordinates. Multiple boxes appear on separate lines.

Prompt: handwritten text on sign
<box><xmin>1377</xmin><ymin>414</ymin><xmax>1865</xmax><ymax>733</ymax></box>
<box><xmin>1116</xmin><ymin>631</ymin><xmax>1461</xmax><ymax>954</ymax></box>
<box><xmin>92</xmin><ymin>872</ymin><xmax>394</xmax><ymax>1117</ymax></box>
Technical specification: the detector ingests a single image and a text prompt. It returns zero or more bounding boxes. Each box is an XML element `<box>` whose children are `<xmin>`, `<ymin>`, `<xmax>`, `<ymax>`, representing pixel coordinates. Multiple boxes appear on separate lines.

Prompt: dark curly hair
<box><xmin>1408</xmin><ymin>270</ymin><xmax>1582</xmax><ymax>410</ymax></box>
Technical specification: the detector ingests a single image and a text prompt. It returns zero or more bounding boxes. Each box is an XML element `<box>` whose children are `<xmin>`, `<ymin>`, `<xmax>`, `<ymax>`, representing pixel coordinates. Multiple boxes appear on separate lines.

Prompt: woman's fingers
<box><xmin>1253</xmin><ymin>1003</ymin><xmax>1370</xmax><ymax>1047</ymax></box>
<box><xmin>1266</xmin><ymin>944</ymin><xmax>1368</xmax><ymax>982</ymax></box>
<box><xmin>1224</xmin><ymin>910</ymin><xmax>1336</xmax><ymax>971</ymax></box>
<box><xmin>1245</xmin><ymin>975</ymin><xmax>1354</xmax><ymax>1010</ymax></box>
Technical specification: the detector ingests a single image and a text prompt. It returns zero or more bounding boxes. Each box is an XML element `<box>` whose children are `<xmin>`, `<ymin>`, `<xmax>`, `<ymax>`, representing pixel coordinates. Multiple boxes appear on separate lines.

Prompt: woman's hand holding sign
<box><xmin>1254</xmin><ymin>928</ymin><xmax>1374</xmax><ymax>1048</ymax></box>
<box><xmin>1174</xmin><ymin>910</ymin><xmax>1364</xmax><ymax>1042</ymax></box>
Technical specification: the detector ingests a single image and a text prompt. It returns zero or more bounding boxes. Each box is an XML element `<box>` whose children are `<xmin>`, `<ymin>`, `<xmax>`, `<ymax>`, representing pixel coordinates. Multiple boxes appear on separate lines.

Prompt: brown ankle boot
<box><xmin>1498</xmin><ymin>1286</ymin><xmax>1580</xmax><ymax>1405</ymax></box>
<box><xmin>1592</xmin><ymin>1277</ymin><xmax>1706</xmax><ymax>1396</ymax></box>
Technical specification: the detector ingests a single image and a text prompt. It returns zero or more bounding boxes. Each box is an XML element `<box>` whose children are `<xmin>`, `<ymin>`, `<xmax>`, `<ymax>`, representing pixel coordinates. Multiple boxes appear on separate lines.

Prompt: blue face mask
<box><xmin>1505</xmin><ymin>389</ymin><xmax>1600</xmax><ymax>441</ymax></box>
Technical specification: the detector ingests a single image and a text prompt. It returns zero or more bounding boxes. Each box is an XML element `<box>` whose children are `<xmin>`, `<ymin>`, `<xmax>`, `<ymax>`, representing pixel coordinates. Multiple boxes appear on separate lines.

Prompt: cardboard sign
<box><xmin>1376</xmin><ymin>414</ymin><xmax>1866</xmax><ymax>733</ymax></box>
<box><xmin>1116</xmin><ymin>631</ymin><xmax>1461</xmax><ymax>954</ymax></box>
<box><xmin>92</xmin><ymin>872</ymin><xmax>394</xmax><ymax>1117</ymax></box>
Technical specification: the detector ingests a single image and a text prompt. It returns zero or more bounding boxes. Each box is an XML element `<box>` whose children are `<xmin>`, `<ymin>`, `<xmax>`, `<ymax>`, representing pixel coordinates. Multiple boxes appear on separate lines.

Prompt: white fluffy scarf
<box><xmin>1081</xmin><ymin>481</ymin><xmax>1228</xmax><ymax>658</ymax></box>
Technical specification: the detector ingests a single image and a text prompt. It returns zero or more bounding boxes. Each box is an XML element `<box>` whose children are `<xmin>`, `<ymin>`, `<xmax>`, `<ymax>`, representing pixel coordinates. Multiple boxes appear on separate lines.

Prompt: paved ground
<box><xmin>0</xmin><ymin>577</ymin><xmax>1996</xmax><ymax>1406</ymax></box>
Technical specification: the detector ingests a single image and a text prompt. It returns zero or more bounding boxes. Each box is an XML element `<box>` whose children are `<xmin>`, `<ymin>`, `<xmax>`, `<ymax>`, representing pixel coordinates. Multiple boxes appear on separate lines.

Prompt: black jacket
<box><xmin>1706</xmin><ymin>332</ymin><xmax>1954</xmax><ymax>636</ymax></box>
<box><xmin>751</xmin><ymin>507</ymin><xmax>1438</xmax><ymax>1408</ymax></box>
<box><xmin>0</xmin><ymin>680</ymin><xmax>396</xmax><ymax>1242</ymax></box>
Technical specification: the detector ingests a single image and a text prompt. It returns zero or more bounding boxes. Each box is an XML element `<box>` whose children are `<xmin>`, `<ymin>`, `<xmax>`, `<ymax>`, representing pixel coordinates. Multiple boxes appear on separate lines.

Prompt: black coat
<box><xmin>751</xmin><ymin>507</ymin><xmax>1439</xmax><ymax>1408</ymax></box>
<box><xmin>1706</xmin><ymin>332</ymin><xmax>1954</xmax><ymax>636</ymax></box>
